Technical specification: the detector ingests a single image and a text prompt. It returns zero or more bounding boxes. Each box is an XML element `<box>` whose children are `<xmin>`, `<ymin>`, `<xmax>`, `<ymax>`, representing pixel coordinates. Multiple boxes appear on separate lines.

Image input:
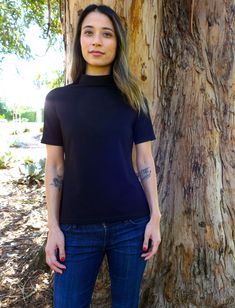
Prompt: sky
<box><xmin>0</xmin><ymin>25</ymin><xmax>64</xmax><ymax>110</ymax></box>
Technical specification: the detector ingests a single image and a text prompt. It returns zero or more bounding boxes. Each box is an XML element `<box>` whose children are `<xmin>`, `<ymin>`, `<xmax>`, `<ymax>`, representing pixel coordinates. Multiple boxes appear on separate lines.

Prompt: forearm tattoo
<box><xmin>138</xmin><ymin>167</ymin><xmax>151</xmax><ymax>182</ymax></box>
<box><xmin>50</xmin><ymin>175</ymin><xmax>63</xmax><ymax>192</ymax></box>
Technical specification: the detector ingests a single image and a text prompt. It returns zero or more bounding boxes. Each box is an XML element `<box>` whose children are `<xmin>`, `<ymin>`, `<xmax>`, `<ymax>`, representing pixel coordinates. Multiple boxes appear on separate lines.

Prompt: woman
<box><xmin>41</xmin><ymin>4</ymin><xmax>161</xmax><ymax>308</ymax></box>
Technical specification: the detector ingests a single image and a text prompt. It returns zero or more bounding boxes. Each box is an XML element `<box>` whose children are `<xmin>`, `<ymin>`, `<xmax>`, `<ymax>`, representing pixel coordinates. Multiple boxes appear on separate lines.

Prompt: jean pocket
<box><xmin>127</xmin><ymin>216</ymin><xmax>150</xmax><ymax>226</ymax></box>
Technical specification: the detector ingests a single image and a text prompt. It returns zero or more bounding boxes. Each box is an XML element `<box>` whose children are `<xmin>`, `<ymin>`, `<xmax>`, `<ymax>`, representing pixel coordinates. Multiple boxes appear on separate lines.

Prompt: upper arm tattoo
<box><xmin>50</xmin><ymin>175</ymin><xmax>63</xmax><ymax>192</ymax></box>
<box><xmin>138</xmin><ymin>167</ymin><xmax>151</xmax><ymax>182</ymax></box>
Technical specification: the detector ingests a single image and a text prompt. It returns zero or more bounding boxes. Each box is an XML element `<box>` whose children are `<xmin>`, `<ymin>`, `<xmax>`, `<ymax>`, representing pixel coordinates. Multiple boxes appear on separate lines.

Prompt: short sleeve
<box><xmin>133</xmin><ymin>99</ymin><xmax>156</xmax><ymax>145</ymax></box>
<box><xmin>41</xmin><ymin>94</ymin><xmax>63</xmax><ymax>146</ymax></box>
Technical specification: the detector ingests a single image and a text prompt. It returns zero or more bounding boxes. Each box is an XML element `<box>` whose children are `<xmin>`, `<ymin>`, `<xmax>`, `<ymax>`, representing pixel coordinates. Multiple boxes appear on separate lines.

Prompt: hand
<box><xmin>141</xmin><ymin>216</ymin><xmax>161</xmax><ymax>261</ymax></box>
<box><xmin>45</xmin><ymin>226</ymin><xmax>66</xmax><ymax>274</ymax></box>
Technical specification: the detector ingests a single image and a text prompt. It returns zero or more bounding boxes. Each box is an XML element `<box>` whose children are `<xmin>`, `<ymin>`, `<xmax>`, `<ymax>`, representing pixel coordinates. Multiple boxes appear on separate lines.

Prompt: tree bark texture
<box><xmin>61</xmin><ymin>0</ymin><xmax>235</xmax><ymax>307</ymax></box>
<box><xmin>152</xmin><ymin>0</ymin><xmax>235</xmax><ymax>307</ymax></box>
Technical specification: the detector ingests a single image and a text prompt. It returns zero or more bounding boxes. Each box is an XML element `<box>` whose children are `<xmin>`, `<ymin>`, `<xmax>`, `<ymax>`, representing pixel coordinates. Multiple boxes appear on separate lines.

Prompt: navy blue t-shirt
<box><xmin>41</xmin><ymin>74</ymin><xmax>156</xmax><ymax>224</ymax></box>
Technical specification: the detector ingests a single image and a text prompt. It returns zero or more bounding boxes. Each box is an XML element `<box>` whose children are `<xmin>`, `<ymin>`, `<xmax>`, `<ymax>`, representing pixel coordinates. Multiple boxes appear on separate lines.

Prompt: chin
<box><xmin>87</xmin><ymin>60</ymin><xmax>113</xmax><ymax>68</ymax></box>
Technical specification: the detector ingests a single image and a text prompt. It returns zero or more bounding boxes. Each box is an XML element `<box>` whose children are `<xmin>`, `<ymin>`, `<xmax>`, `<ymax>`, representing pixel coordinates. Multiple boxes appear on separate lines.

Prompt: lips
<box><xmin>89</xmin><ymin>50</ymin><xmax>105</xmax><ymax>55</ymax></box>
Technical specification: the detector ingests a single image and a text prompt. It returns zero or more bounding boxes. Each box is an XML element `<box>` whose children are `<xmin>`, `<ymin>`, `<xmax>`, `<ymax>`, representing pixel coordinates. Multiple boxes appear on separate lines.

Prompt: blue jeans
<box><xmin>54</xmin><ymin>215</ymin><xmax>150</xmax><ymax>308</ymax></box>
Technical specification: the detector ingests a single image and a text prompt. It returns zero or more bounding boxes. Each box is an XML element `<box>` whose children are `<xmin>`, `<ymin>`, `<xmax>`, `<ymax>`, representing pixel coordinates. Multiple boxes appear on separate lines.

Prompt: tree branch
<box><xmin>46</xmin><ymin>0</ymin><xmax>51</xmax><ymax>36</ymax></box>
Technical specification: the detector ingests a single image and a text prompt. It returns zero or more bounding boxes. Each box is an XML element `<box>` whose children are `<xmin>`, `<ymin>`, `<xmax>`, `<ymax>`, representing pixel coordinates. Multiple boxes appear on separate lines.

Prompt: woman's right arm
<box><xmin>44</xmin><ymin>144</ymin><xmax>66</xmax><ymax>274</ymax></box>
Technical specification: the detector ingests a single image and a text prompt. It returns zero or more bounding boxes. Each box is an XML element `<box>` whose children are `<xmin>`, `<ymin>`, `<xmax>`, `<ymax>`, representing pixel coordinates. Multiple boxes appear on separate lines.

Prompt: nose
<box><xmin>92</xmin><ymin>33</ymin><xmax>102</xmax><ymax>46</ymax></box>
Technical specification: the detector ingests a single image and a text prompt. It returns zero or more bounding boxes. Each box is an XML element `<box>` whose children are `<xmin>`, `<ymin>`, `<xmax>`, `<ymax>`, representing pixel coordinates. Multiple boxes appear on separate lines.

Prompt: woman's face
<box><xmin>80</xmin><ymin>11</ymin><xmax>117</xmax><ymax>75</ymax></box>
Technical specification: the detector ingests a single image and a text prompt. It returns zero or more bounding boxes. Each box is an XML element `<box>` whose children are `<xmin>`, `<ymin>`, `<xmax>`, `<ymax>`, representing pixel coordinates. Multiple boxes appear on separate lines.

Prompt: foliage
<box><xmin>6</xmin><ymin>111</ymin><xmax>13</xmax><ymax>120</ymax></box>
<box><xmin>9</xmin><ymin>139</ymin><xmax>21</xmax><ymax>147</ymax></box>
<box><xmin>48</xmin><ymin>70</ymin><xmax>64</xmax><ymax>88</ymax></box>
<box><xmin>23</xmin><ymin>127</ymin><xmax>30</xmax><ymax>133</ymax></box>
<box><xmin>17</xmin><ymin>157</ymin><xmax>45</xmax><ymax>185</ymax></box>
<box><xmin>10</xmin><ymin>129</ymin><xmax>19</xmax><ymax>135</ymax></box>
<box><xmin>0</xmin><ymin>151</ymin><xmax>13</xmax><ymax>169</ymax></box>
<box><xmin>21</xmin><ymin>111</ymin><xmax>37</xmax><ymax>122</ymax></box>
<box><xmin>34</xmin><ymin>69</ymin><xmax>64</xmax><ymax>89</ymax></box>
<box><xmin>0</xmin><ymin>98</ymin><xmax>8</xmax><ymax>114</ymax></box>
<box><xmin>21</xmin><ymin>118</ymin><xmax>29</xmax><ymax>122</ymax></box>
<box><xmin>0</xmin><ymin>98</ymin><xmax>12</xmax><ymax>120</ymax></box>
<box><xmin>0</xmin><ymin>0</ymin><xmax>62</xmax><ymax>60</ymax></box>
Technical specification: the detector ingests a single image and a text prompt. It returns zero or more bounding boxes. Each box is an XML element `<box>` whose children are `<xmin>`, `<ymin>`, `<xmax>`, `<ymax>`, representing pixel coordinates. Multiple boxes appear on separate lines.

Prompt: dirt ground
<box><xmin>0</xmin><ymin>123</ymin><xmax>53</xmax><ymax>307</ymax></box>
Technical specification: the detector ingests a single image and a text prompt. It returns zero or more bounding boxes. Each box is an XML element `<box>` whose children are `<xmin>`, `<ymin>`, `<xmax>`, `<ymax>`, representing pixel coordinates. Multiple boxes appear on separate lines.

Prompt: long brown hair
<box><xmin>70</xmin><ymin>4</ymin><xmax>148</xmax><ymax>114</ymax></box>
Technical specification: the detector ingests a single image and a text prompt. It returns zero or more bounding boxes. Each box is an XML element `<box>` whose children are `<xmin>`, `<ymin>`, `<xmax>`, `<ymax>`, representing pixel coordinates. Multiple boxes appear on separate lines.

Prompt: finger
<box><xmin>145</xmin><ymin>249</ymin><xmax>160</xmax><ymax>260</ymax></box>
<box><xmin>142</xmin><ymin>251</ymin><xmax>156</xmax><ymax>260</ymax></box>
<box><xmin>53</xmin><ymin>259</ymin><xmax>66</xmax><ymax>269</ymax></box>
<box><xmin>142</xmin><ymin>234</ymin><xmax>151</xmax><ymax>251</ymax></box>
<box><xmin>58</xmin><ymin>243</ymin><xmax>66</xmax><ymax>262</ymax></box>
<box><xmin>142</xmin><ymin>238</ymin><xmax>153</xmax><ymax>254</ymax></box>
<box><xmin>141</xmin><ymin>249</ymin><xmax>153</xmax><ymax>258</ymax></box>
<box><xmin>48</xmin><ymin>259</ymin><xmax>66</xmax><ymax>274</ymax></box>
<box><xmin>50</xmin><ymin>264</ymin><xmax>63</xmax><ymax>274</ymax></box>
<box><xmin>141</xmin><ymin>250</ymin><xmax>153</xmax><ymax>257</ymax></box>
<box><xmin>141</xmin><ymin>242</ymin><xmax>160</xmax><ymax>258</ymax></box>
<box><xmin>47</xmin><ymin>255</ymin><xmax>66</xmax><ymax>269</ymax></box>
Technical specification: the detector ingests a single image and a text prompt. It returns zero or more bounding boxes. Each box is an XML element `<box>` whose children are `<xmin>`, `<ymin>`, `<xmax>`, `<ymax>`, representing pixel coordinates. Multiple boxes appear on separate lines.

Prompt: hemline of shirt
<box><xmin>40</xmin><ymin>135</ymin><xmax>156</xmax><ymax>146</ymax></box>
<box><xmin>59</xmin><ymin>212</ymin><xmax>151</xmax><ymax>225</ymax></box>
<box><xmin>41</xmin><ymin>139</ymin><xmax>63</xmax><ymax>146</ymax></box>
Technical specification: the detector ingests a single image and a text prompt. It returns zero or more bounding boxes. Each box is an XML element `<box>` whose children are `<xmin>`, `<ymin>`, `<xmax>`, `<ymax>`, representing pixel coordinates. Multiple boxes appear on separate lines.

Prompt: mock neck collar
<box><xmin>77</xmin><ymin>74</ymin><xmax>115</xmax><ymax>87</ymax></box>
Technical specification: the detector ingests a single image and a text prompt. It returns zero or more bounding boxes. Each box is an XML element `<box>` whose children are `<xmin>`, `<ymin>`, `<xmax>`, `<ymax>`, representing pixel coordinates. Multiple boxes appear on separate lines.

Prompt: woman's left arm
<box><xmin>135</xmin><ymin>141</ymin><xmax>161</xmax><ymax>260</ymax></box>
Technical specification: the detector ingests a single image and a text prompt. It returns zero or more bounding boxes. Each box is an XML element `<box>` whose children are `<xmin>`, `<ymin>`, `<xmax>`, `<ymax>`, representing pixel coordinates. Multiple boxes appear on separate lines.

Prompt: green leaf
<box><xmin>0</xmin><ymin>0</ymin><xmax>62</xmax><ymax>59</ymax></box>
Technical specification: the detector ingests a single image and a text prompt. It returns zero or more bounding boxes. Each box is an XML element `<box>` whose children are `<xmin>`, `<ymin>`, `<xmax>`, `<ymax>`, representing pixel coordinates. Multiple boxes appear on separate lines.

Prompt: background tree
<box><xmin>62</xmin><ymin>1</ymin><xmax>235</xmax><ymax>307</ymax></box>
<box><xmin>34</xmin><ymin>70</ymin><xmax>64</xmax><ymax>90</ymax></box>
<box><xmin>0</xmin><ymin>98</ymin><xmax>12</xmax><ymax>120</ymax></box>
<box><xmin>0</xmin><ymin>0</ymin><xmax>62</xmax><ymax>60</ymax></box>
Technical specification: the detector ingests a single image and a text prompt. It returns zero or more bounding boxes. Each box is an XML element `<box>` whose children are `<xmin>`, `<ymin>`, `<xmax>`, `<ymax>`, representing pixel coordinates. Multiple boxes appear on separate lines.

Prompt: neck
<box><xmin>85</xmin><ymin>65</ymin><xmax>111</xmax><ymax>76</ymax></box>
<box><xmin>77</xmin><ymin>73</ymin><xmax>115</xmax><ymax>87</ymax></box>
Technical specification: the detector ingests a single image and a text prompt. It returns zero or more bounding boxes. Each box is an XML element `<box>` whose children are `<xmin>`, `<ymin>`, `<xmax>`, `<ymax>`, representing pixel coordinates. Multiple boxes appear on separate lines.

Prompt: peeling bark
<box><xmin>152</xmin><ymin>1</ymin><xmax>235</xmax><ymax>307</ymax></box>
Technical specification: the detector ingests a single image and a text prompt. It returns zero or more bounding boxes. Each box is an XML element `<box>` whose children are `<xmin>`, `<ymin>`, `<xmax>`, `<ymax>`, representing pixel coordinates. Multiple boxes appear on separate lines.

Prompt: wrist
<box><xmin>47</xmin><ymin>222</ymin><xmax>60</xmax><ymax>231</ymax></box>
<box><xmin>150</xmin><ymin>212</ymin><xmax>161</xmax><ymax>222</ymax></box>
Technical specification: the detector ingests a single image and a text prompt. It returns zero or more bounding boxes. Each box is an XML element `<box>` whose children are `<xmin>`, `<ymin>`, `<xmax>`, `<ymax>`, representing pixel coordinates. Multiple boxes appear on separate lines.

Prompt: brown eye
<box><xmin>103</xmin><ymin>32</ymin><xmax>112</xmax><ymax>38</ymax></box>
<box><xmin>84</xmin><ymin>30</ymin><xmax>93</xmax><ymax>36</ymax></box>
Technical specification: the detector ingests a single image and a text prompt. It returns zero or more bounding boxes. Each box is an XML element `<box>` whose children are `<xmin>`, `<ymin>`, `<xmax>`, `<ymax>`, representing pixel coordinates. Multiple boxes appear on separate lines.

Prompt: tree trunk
<box><xmin>61</xmin><ymin>0</ymin><xmax>235</xmax><ymax>307</ymax></box>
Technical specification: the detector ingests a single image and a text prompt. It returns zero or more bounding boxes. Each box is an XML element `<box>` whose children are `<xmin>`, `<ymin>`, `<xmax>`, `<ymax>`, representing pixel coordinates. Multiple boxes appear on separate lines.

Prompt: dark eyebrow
<box><xmin>82</xmin><ymin>25</ymin><xmax>114</xmax><ymax>32</ymax></box>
